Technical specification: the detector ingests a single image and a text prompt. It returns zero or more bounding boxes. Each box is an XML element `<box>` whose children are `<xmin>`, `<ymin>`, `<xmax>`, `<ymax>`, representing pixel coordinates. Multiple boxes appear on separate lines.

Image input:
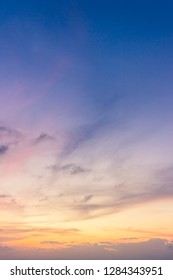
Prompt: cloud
<box><xmin>0</xmin><ymin>194</ymin><xmax>10</xmax><ymax>198</ymax></box>
<box><xmin>41</xmin><ymin>241</ymin><xmax>64</xmax><ymax>245</ymax></box>
<box><xmin>165</xmin><ymin>241</ymin><xmax>173</xmax><ymax>249</ymax></box>
<box><xmin>155</xmin><ymin>166</ymin><xmax>173</xmax><ymax>182</ymax></box>
<box><xmin>81</xmin><ymin>194</ymin><xmax>93</xmax><ymax>203</ymax></box>
<box><xmin>0</xmin><ymin>125</ymin><xmax>22</xmax><ymax>160</ymax></box>
<box><xmin>48</xmin><ymin>163</ymin><xmax>88</xmax><ymax>175</ymax></box>
<box><xmin>40</xmin><ymin>241</ymin><xmax>75</xmax><ymax>249</ymax></box>
<box><xmin>0</xmin><ymin>239</ymin><xmax>173</xmax><ymax>260</ymax></box>
<box><xmin>0</xmin><ymin>225</ymin><xmax>81</xmax><ymax>248</ymax></box>
<box><xmin>0</xmin><ymin>125</ymin><xmax>21</xmax><ymax>144</ymax></box>
<box><xmin>70</xmin><ymin>182</ymin><xmax>173</xmax><ymax>220</ymax></box>
<box><xmin>0</xmin><ymin>196</ymin><xmax>24</xmax><ymax>212</ymax></box>
<box><xmin>0</xmin><ymin>145</ymin><xmax>8</xmax><ymax>155</ymax></box>
<box><xmin>114</xmin><ymin>227</ymin><xmax>173</xmax><ymax>239</ymax></box>
<box><xmin>0</xmin><ymin>245</ymin><xmax>14</xmax><ymax>258</ymax></box>
<box><xmin>62</xmin><ymin>118</ymin><xmax>107</xmax><ymax>155</ymax></box>
<box><xmin>118</xmin><ymin>237</ymin><xmax>141</xmax><ymax>241</ymax></box>
<box><xmin>0</xmin><ymin>126</ymin><xmax>19</xmax><ymax>136</ymax></box>
<box><xmin>0</xmin><ymin>236</ymin><xmax>25</xmax><ymax>242</ymax></box>
<box><xmin>0</xmin><ymin>226</ymin><xmax>80</xmax><ymax>236</ymax></box>
<box><xmin>61</xmin><ymin>164</ymin><xmax>88</xmax><ymax>175</ymax></box>
<box><xmin>33</xmin><ymin>133</ymin><xmax>55</xmax><ymax>144</ymax></box>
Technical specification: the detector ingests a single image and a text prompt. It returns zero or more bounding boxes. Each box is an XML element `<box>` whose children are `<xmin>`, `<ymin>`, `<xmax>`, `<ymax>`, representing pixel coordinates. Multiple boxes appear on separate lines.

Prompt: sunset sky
<box><xmin>0</xmin><ymin>0</ymin><xmax>173</xmax><ymax>259</ymax></box>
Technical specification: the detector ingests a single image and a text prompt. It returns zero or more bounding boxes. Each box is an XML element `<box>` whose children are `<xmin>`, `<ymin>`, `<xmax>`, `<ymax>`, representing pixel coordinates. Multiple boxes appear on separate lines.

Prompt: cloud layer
<box><xmin>0</xmin><ymin>239</ymin><xmax>173</xmax><ymax>260</ymax></box>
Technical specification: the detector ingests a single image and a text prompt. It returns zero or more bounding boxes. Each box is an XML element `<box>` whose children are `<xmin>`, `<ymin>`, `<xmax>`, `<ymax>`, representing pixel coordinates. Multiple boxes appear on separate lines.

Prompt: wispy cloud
<box><xmin>41</xmin><ymin>241</ymin><xmax>65</xmax><ymax>245</ymax></box>
<box><xmin>0</xmin><ymin>125</ymin><xmax>22</xmax><ymax>145</ymax></box>
<box><xmin>0</xmin><ymin>225</ymin><xmax>81</xmax><ymax>248</ymax></box>
<box><xmin>62</xmin><ymin>118</ymin><xmax>107</xmax><ymax>156</ymax></box>
<box><xmin>0</xmin><ymin>226</ymin><xmax>80</xmax><ymax>236</ymax></box>
<box><xmin>0</xmin><ymin>194</ymin><xmax>10</xmax><ymax>198</ymax></box>
<box><xmin>48</xmin><ymin>163</ymin><xmax>89</xmax><ymax>175</ymax></box>
<box><xmin>33</xmin><ymin>133</ymin><xmax>55</xmax><ymax>145</ymax></box>
<box><xmin>60</xmin><ymin>164</ymin><xmax>88</xmax><ymax>175</ymax></box>
<box><xmin>81</xmin><ymin>194</ymin><xmax>93</xmax><ymax>203</ymax></box>
<box><xmin>0</xmin><ymin>145</ymin><xmax>8</xmax><ymax>155</ymax></box>
<box><xmin>0</xmin><ymin>196</ymin><xmax>24</xmax><ymax>212</ymax></box>
<box><xmin>69</xmin><ymin>182</ymin><xmax>173</xmax><ymax>220</ymax></box>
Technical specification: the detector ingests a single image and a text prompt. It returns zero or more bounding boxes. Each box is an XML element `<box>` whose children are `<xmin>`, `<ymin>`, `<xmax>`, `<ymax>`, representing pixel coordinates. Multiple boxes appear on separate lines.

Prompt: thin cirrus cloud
<box><xmin>33</xmin><ymin>133</ymin><xmax>55</xmax><ymax>145</ymax></box>
<box><xmin>59</xmin><ymin>163</ymin><xmax>88</xmax><ymax>175</ymax></box>
<box><xmin>70</xmin><ymin>182</ymin><xmax>173</xmax><ymax>220</ymax></box>
<box><xmin>0</xmin><ymin>125</ymin><xmax>22</xmax><ymax>146</ymax></box>
<box><xmin>0</xmin><ymin>121</ymin><xmax>172</xmax><ymax>224</ymax></box>
<box><xmin>0</xmin><ymin>198</ymin><xmax>23</xmax><ymax>212</ymax></box>
<box><xmin>0</xmin><ymin>224</ymin><xmax>81</xmax><ymax>248</ymax></box>
<box><xmin>0</xmin><ymin>226</ymin><xmax>80</xmax><ymax>236</ymax></box>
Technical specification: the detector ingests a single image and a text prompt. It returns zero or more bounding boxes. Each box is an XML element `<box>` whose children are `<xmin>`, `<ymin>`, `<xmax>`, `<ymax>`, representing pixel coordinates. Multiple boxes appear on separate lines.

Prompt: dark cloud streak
<box><xmin>0</xmin><ymin>145</ymin><xmax>8</xmax><ymax>155</ymax></box>
<box><xmin>71</xmin><ymin>182</ymin><xmax>173</xmax><ymax>220</ymax></box>
<box><xmin>33</xmin><ymin>133</ymin><xmax>55</xmax><ymax>144</ymax></box>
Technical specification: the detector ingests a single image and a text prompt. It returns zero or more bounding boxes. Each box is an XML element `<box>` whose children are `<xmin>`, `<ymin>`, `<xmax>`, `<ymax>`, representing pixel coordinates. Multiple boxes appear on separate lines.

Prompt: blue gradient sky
<box><xmin>0</xmin><ymin>0</ymin><xmax>173</xmax><ymax>259</ymax></box>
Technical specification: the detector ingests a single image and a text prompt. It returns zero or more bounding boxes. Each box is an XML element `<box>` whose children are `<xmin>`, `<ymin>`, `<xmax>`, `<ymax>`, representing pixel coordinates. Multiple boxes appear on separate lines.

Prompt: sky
<box><xmin>0</xmin><ymin>0</ymin><xmax>173</xmax><ymax>259</ymax></box>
